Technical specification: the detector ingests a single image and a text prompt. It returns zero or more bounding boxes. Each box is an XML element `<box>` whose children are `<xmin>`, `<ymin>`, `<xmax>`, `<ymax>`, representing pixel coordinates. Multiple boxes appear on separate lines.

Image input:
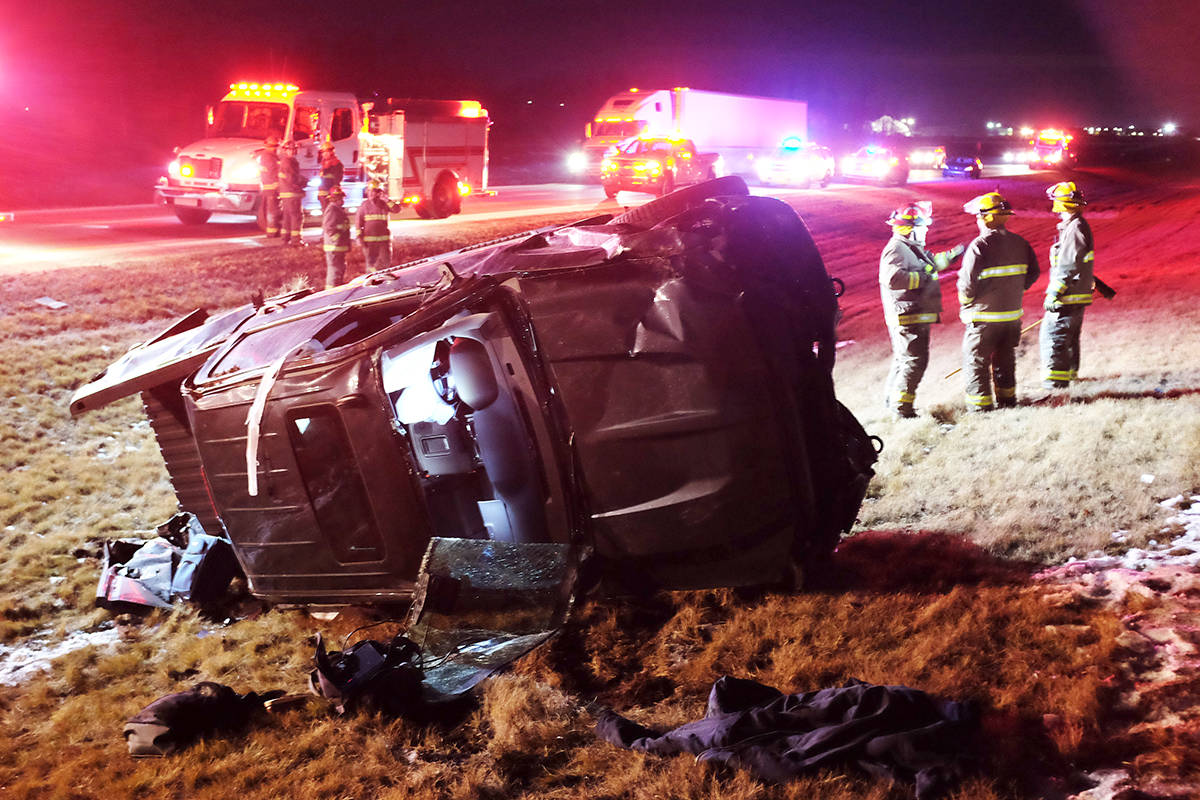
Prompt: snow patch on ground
<box><xmin>0</xmin><ymin>626</ymin><xmax>121</xmax><ymax>686</ymax></box>
<box><xmin>1038</xmin><ymin>495</ymin><xmax>1200</xmax><ymax>800</ymax></box>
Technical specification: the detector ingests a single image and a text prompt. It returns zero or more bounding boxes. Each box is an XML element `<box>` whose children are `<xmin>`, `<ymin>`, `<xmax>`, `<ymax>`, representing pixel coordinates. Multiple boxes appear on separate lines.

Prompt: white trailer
<box><xmin>567</xmin><ymin>87</ymin><xmax>807</xmax><ymax>178</ymax></box>
<box><xmin>155</xmin><ymin>83</ymin><xmax>490</xmax><ymax>225</ymax></box>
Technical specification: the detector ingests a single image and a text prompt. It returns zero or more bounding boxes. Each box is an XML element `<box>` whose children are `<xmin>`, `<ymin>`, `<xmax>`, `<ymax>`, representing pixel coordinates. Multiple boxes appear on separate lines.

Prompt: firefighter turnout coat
<box><xmin>1040</xmin><ymin>213</ymin><xmax>1095</xmax><ymax>385</ymax></box>
<box><xmin>277</xmin><ymin>154</ymin><xmax>307</xmax><ymax>244</ymax></box>
<box><xmin>356</xmin><ymin>194</ymin><xmax>398</xmax><ymax>272</ymax></box>
<box><xmin>957</xmin><ymin>228</ymin><xmax>1040</xmax><ymax>409</ymax></box>
<box><xmin>879</xmin><ymin>235</ymin><xmax>944</xmax><ymax>413</ymax></box>
<box><xmin>322</xmin><ymin>201</ymin><xmax>351</xmax><ymax>288</ymax></box>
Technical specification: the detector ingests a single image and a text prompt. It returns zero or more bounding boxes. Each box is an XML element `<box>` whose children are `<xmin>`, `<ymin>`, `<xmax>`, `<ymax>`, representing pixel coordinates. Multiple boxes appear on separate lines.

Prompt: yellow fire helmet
<box><xmin>1046</xmin><ymin>181</ymin><xmax>1086</xmax><ymax>213</ymax></box>
<box><xmin>963</xmin><ymin>191</ymin><xmax>1013</xmax><ymax>219</ymax></box>
<box><xmin>320</xmin><ymin>139</ymin><xmax>335</xmax><ymax>152</ymax></box>
<box><xmin>887</xmin><ymin>200</ymin><xmax>933</xmax><ymax>228</ymax></box>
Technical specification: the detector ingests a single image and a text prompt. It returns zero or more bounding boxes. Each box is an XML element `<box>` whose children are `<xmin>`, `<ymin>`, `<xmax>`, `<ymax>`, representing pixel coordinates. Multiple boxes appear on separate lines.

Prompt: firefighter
<box><xmin>356</xmin><ymin>180</ymin><xmax>400</xmax><ymax>272</ymax></box>
<box><xmin>1040</xmin><ymin>181</ymin><xmax>1094</xmax><ymax>389</ymax></box>
<box><xmin>317</xmin><ymin>140</ymin><xmax>344</xmax><ymax>211</ymax></box>
<box><xmin>322</xmin><ymin>185</ymin><xmax>351</xmax><ymax>288</ymax></box>
<box><xmin>957</xmin><ymin>191</ymin><xmax>1040</xmax><ymax>411</ymax></box>
<box><xmin>277</xmin><ymin>140</ymin><xmax>307</xmax><ymax>245</ymax></box>
<box><xmin>878</xmin><ymin>201</ymin><xmax>964</xmax><ymax>419</ymax></box>
<box><xmin>258</xmin><ymin>135</ymin><xmax>281</xmax><ymax>238</ymax></box>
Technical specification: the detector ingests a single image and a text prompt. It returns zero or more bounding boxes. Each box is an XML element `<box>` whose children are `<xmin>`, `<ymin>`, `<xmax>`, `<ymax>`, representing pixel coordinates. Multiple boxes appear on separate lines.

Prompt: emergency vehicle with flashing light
<box><xmin>568</xmin><ymin>88</ymin><xmax>807</xmax><ymax>180</ymax></box>
<box><xmin>600</xmin><ymin>136</ymin><xmax>722</xmax><ymax>197</ymax></box>
<box><xmin>155</xmin><ymin>83</ymin><xmax>489</xmax><ymax>226</ymax></box>
<box><xmin>753</xmin><ymin>138</ymin><xmax>834</xmax><ymax>188</ymax></box>
<box><xmin>837</xmin><ymin>145</ymin><xmax>909</xmax><ymax>187</ymax></box>
<box><xmin>1029</xmin><ymin>129</ymin><xmax>1077</xmax><ymax>170</ymax></box>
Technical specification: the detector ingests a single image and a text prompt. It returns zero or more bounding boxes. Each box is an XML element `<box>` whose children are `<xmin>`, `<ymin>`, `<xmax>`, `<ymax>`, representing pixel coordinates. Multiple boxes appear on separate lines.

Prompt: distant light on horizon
<box><xmin>1162</xmin><ymin>121</ymin><xmax>1178</xmax><ymax>134</ymax></box>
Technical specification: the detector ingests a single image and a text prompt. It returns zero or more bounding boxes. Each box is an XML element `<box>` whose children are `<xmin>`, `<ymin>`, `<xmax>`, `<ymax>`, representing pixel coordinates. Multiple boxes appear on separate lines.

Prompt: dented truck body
<box><xmin>71</xmin><ymin>177</ymin><xmax>876</xmax><ymax>605</ymax></box>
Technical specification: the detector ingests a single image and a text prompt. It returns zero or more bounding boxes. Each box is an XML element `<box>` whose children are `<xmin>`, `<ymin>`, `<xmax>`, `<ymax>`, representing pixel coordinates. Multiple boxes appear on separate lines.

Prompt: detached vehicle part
<box><xmin>71</xmin><ymin>176</ymin><xmax>877</xmax><ymax>606</ymax></box>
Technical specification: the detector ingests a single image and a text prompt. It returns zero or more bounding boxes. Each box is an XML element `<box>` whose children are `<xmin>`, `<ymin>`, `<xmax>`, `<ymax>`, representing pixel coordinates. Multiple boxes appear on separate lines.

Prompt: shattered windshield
<box><xmin>210</xmin><ymin>101</ymin><xmax>290</xmax><ymax>139</ymax></box>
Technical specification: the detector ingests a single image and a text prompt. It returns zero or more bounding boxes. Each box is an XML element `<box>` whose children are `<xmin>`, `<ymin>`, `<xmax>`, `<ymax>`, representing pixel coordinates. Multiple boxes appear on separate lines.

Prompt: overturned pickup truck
<box><xmin>71</xmin><ymin>177</ymin><xmax>877</xmax><ymax>605</ymax></box>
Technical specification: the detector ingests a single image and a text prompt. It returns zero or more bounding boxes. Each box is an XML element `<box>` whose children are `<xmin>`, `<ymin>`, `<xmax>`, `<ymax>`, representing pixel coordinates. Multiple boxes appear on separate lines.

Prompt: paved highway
<box><xmin>0</xmin><ymin>166</ymin><xmax>1031</xmax><ymax>275</ymax></box>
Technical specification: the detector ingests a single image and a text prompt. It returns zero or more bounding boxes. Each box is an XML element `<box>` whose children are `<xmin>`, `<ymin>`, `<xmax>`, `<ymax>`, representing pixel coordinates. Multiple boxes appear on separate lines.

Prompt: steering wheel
<box><xmin>430</xmin><ymin>339</ymin><xmax>458</xmax><ymax>405</ymax></box>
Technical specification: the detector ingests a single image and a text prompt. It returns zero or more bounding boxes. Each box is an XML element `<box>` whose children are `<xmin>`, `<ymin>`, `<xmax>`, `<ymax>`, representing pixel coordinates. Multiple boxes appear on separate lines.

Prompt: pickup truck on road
<box><xmin>600</xmin><ymin>136</ymin><xmax>721</xmax><ymax>198</ymax></box>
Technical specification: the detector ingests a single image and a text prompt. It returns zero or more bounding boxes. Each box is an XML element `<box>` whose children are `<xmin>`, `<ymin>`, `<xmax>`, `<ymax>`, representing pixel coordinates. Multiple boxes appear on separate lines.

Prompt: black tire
<box><xmin>657</xmin><ymin>173</ymin><xmax>676</xmax><ymax>197</ymax></box>
<box><xmin>612</xmin><ymin>174</ymin><xmax>748</xmax><ymax>229</ymax></box>
<box><xmin>174</xmin><ymin>206</ymin><xmax>212</xmax><ymax>225</ymax></box>
<box><xmin>418</xmin><ymin>173</ymin><xmax>461</xmax><ymax>219</ymax></box>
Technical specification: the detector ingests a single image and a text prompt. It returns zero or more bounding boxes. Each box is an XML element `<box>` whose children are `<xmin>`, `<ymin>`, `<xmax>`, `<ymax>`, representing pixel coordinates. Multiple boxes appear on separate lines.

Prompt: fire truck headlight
<box><xmin>168</xmin><ymin>160</ymin><xmax>183</xmax><ymax>179</ymax></box>
<box><xmin>601</xmin><ymin>159</ymin><xmax>617</xmax><ymax>172</ymax></box>
<box><xmin>646</xmin><ymin>160</ymin><xmax>663</xmax><ymax>176</ymax></box>
<box><xmin>232</xmin><ymin>162</ymin><xmax>260</xmax><ymax>183</ymax></box>
<box><xmin>566</xmin><ymin>151</ymin><xmax>588</xmax><ymax>174</ymax></box>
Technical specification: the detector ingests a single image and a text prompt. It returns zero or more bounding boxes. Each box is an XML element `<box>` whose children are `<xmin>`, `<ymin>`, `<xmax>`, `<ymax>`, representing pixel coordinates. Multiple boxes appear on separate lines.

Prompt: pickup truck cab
<box><xmin>601</xmin><ymin>136</ymin><xmax>720</xmax><ymax>198</ymax></box>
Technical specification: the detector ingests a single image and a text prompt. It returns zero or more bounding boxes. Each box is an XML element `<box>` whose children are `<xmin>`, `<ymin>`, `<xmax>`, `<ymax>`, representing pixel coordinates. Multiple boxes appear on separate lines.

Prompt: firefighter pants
<box><xmin>280</xmin><ymin>196</ymin><xmax>303</xmax><ymax>243</ymax></box>
<box><xmin>363</xmin><ymin>241</ymin><xmax>391</xmax><ymax>272</ymax></box>
<box><xmin>325</xmin><ymin>250</ymin><xmax>347</xmax><ymax>288</ymax></box>
<box><xmin>1039</xmin><ymin>306</ymin><xmax>1084</xmax><ymax>386</ymax></box>
<box><xmin>885</xmin><ymin>323</ymin><xmax>930</xmax><ymax>414</ymax></box>
<box><xmin>962</xmin><ymin>320</ymin><xmax>1020</xmax><ymax>410</ymax></box>
<box><xmin>261</xmin><ymin>190</ymin><xmax>280</xmax><ymax>237</ymax></box>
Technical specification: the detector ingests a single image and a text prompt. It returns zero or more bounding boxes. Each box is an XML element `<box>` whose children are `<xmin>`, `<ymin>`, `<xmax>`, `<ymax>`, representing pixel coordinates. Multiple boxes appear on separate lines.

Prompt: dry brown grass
<box><xmin>0</xmin><ymin>192</ymin><xmax>1196</xmax><ymax>797</ymax></box>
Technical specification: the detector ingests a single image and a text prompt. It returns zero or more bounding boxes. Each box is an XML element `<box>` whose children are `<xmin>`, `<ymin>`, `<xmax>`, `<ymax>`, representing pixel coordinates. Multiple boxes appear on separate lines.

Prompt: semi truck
<box><xmin>155</xmin><ymin>82</ymin><xmax>489</xmax><ymax>226</ymax></box>
<box><xmin>566</xmin><ymin>87</ymin><xmax>807</xmax><ymax>179</ymax></box>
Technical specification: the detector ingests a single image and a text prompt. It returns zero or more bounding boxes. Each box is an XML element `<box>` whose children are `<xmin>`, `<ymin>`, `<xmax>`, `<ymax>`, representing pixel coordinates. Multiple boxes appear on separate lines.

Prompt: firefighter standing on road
<box><xmin>1040</xmin><ymin>181</ymin><xmax>1094</xmax><ymax>389</ymax></box>
<box><xmin>357</xmin><ymin>180</ymin><xmax>399</xmax><ymax>272</ymax></box>
<box><xmin>317</xmin><ymin>141</ymin><xmax>344</xmax><ymax>211</ymax></box>
<box><xmin>957</xmin><ymin>191</ymin><xmax>1040</xmax><ymax>411</ymax></box>
<box><xmin>277</xmin><ymin>140</ymin><xmax>307</xmax><ymax>245</ymax></box>
<box><xmin>322</xmin><ymin>185</ymin><xmax>351</xmax><ymax>288</ymax></box>
<box><xmin>878</xmin><ymin>201</ymin><xmax>965</xmax><ymax>419</ymax></box>
<box><xmin>258</xmin><ymin>135</ymin><xmax>281</xmax><ymax>238</ymax></box>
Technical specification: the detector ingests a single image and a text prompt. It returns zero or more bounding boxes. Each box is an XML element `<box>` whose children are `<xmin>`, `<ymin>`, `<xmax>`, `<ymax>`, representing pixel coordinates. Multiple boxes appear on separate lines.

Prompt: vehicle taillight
<box><xmin>457</xmin><ymin>181</ymin><xmax>471</xmax><ymax>196</ymax></box>
<box><xmin>403</xmin><ymin>194</ymin><xmax>422</xmax><ymax>205</ymax></box>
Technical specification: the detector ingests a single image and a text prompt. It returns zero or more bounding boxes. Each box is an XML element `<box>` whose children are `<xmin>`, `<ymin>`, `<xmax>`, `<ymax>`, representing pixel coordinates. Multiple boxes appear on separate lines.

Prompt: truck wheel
<box><xmin>613</xmin><ymin>175</ymin><xmax>748</xmax><ymax>229</ymax></box>
<box><xmin>418</xmin><ymin>173</ymin><xmax>461</xmax><ymax>219</ymax></box>
<box><xmin>174</xmin><ymin>206</ymin><xmax>212</xmax><ymax>225</ymax></box>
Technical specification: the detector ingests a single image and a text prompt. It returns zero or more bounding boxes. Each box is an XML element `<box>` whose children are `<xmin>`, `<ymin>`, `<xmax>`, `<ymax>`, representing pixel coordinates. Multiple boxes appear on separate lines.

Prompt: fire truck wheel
<box><xmin>612</xmin><ymin>175</ymin><xmax>748</xmax><ymax>229</ymax></box>
<box><xmin>173</xmin><ymin>207</ymin><xmax>212</xmax><ymax>225</ymax></box>
<box><xmin>420</xmin><ymin>173</ymin><xmax>462</xmax><ymax>219</ymax></box>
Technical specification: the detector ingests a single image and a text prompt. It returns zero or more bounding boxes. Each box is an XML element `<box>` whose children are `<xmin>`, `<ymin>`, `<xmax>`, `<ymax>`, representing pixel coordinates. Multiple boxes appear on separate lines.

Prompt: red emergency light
<box><xmin>227</xmin><ymin>82</ymin><xmax>300</xmax><ymax>100</ymax></box>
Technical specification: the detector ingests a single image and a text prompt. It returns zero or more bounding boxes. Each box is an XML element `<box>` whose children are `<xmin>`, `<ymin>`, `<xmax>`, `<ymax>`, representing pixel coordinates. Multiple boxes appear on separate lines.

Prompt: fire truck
<box><xmin>1029</xmin><ymin>128</ymin><xmax>1077</xmax><ymax>170</ymax></box>
<box><xmin>155</xmin><ymin>82</ymin><xmax>489</xmax><ymax>226</ymax></box>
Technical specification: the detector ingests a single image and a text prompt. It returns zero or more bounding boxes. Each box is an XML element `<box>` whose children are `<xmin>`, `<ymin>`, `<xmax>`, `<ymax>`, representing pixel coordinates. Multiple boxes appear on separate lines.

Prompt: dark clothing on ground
<box><xmin>1040</xmin><ymin>214</ymin><xmax>1094</xmax><ymax>386</ymax></box>
<box><xmin>597</xmin><ymin>675</ymin><xmax>975</xmax><ymax>800</ymax></box>
<box><xmin>956</xmin><ymin>227</ymin><xmax>1039</xmax><ymax>409</ymax></box>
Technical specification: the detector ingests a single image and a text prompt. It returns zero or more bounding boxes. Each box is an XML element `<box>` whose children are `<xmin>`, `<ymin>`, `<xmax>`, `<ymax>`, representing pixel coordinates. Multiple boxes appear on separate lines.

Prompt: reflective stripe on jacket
<box><xmin>318</xmin><ymin>158</ymin><xmax>344</xmax><ymax>194</ymax></box>
<box><xmin>322</xmin><ymin>204</ymin><xmax>351</xmax><ymax>252</ymax></box>
<box><xmin>879</xmin><ymin>235</ymin><xmax>943</xmax><ymax>327</ymax></box>
<box><xmin>957</xmin><ymin>228</ymin><xmax>1040</xmax><ymax>324</ymax></box>
<box><xmin>1045</xmin><ymin>214</ymin><xmax>1095</xmax><ymax>309</ymax></box>
<box><xmin>277</xmin><ymin>156</ymin><xmax>307</xmax><ymax>197</ymax></box>
<box><xmin>356</xmin><ymin>196</ymin><xmax>397</xmax><ymax>242</ymax></box>
<box><xmin>258</xmin><ymin>150</ymin><xmax>279</xmax><ymax>191</ymax></box>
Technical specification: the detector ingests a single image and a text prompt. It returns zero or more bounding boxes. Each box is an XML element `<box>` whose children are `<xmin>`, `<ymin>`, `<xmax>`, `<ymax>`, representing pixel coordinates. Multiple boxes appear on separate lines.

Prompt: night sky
<box><xmin>2</xmin><ymin>0</ymin><xmax>1198</xmax><ymax>204</ymax></box>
